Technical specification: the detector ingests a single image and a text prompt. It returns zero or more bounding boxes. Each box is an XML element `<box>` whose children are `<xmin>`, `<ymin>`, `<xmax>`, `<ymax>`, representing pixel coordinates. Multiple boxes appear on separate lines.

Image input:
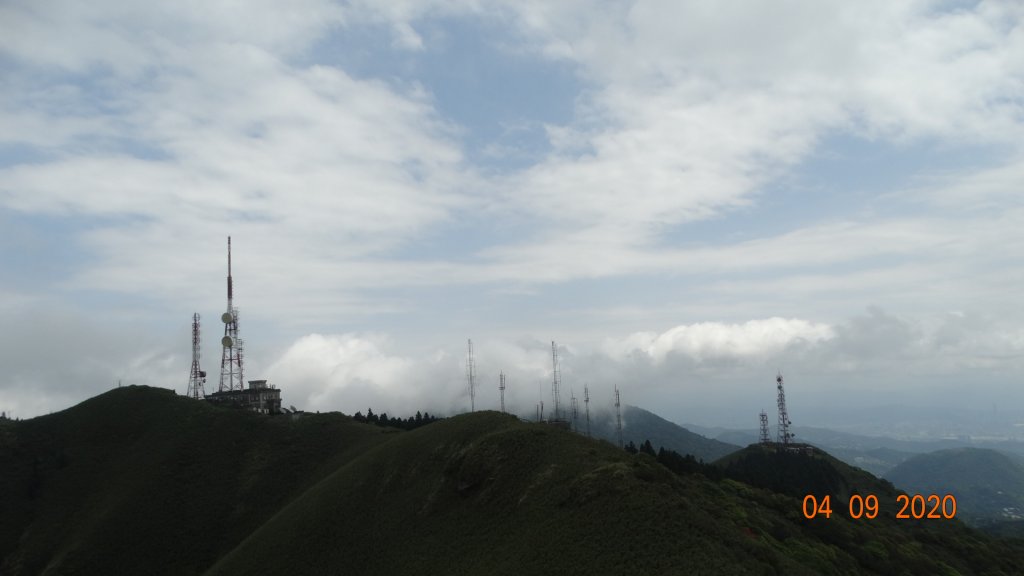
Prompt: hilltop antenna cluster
<box><xmin>614</xmin><ymin>385</ymin><xmax>623</xmax><ymax>448</ymax></box>
<box><xmin>551</xmin><ymin>341</ymin><xmax>562</xmax><ymax>421</ymax></box>
<box><xmin>776</xmin><ymin>372</ymin><xmax>793</xmax><ymax>445</ymax></box>
<box><xmin>759</xmin><ymin>410</ymin><xmax>770</xmax><ymax>445</ymax></box>
<box><xmin>584</xmin><ymin>385</ymin><xmax>591</xmax><ymax>437</ymax></box>
<box><xmin>499</xmin><ymin>371</ymin><xmax>506</xmax><ymax>414</ymax></box>
<box><xmin>466</xmin><ymin>339</ymin><xmax>477</xmax><ymax>412</ymax></box>
<box><xmin>219</xmin><ymin>236</ymin><xmax>244</xmax><ymax>392</ymax></box>
<box><xmin>186</xmin><ymin>313</ymin><xmax>206</xmax><ymax>399</ymax></box>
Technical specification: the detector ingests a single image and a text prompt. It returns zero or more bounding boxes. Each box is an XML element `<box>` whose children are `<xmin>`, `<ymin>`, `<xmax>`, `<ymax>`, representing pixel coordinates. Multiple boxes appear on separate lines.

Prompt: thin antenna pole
<box><xmin>466</xmin><ymin>339</ymin><xmax>476</xmax><ymax>412</ymax></box>
<box><xmin>614</xmin><ymin>385</ymin><xmax>623</xmax><ymax>448</ymax></box>
<box><xmin>570</xmin><ymin>392</ymin><xmax>579</xmax><ymax>432</ymax></box>
<box><xmin>584</xmin><ymin>384</ymin><xmax>591</xmax><ymax>437</ymax></box>
<box><xmin>499</xmin><ymin>371</ymin><xmax>506</xmax><ymax>414</ymax></box>
<box><xmin>551</xmin><ymin>341</ymin><xmax>562</xmax><ymax>421</ymax></box>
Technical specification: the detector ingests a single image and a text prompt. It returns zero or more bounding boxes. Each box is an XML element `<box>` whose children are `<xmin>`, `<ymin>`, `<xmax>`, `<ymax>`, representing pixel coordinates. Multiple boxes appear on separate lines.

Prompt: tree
<box><xmin>640</xmin><ymin>439</ymin><xmax>656</xmax><ymax>456</ymax></box>
<box><xmin>625</xmin><ymin>441</ymin><xmax>638</xmax><ymax>454</ymax></box>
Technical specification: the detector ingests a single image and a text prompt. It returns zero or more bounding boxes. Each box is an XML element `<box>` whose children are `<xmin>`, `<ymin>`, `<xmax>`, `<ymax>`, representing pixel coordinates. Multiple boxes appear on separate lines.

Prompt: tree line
<box><xmin>351</xmin><ymin>408</ymin><xmax>442</xmax><ymax>431</ymax></box>
<box><xmin>625</xmin><ymin>439</ymin><xmax>724</xmax><ymax>480</ymax></box>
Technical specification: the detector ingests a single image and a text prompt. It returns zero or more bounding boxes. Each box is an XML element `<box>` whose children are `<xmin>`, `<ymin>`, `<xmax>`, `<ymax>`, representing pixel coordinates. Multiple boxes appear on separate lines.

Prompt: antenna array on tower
<box><xmin>219</xmin><ymin>237</ymin><xmax>244</xmax><ymax>392</ymax></box>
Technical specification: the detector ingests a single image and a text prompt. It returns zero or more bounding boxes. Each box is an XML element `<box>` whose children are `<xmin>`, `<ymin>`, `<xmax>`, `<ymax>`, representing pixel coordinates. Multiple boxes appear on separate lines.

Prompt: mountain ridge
<box><xmin>3</xmin><ymin>386</ymin><xmax>1023</xmax><ymax>575</ymax></box>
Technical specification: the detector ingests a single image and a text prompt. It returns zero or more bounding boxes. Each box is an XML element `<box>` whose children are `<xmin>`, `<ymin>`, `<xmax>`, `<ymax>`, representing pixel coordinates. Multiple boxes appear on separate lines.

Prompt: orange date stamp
<box><xmin>802</xmin><ymin>494</ymin><xmax>957</xmax><ymax>520</ymax></box>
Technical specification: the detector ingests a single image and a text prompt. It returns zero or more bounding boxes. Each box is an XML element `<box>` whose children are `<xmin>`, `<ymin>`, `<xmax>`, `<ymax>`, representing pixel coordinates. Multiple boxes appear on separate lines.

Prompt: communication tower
<box><xmin>570</xmin><ymin>391</ymin><xmax>579</xmax><ymax>432</ymax></box>
<box><xmin>466</xmin><ymin>339</ymin><xmax>477</xmax><ymax>412</ymax></box>
<box><xmin>584</xmin><ymin>384</ymin><xmax>591</xmax><ymax>437</ymax></box>
<box><xmin>186</xmin><ymin>313</ymin><xmax>206</xmax><ymax>399</ymax></box>
<box><xmin>499</xmin><ymin>371</ymin><xmax>506</xmax><ymax>414</ymax></box>
<box><xmin>614</xmin><ymin>385</ymin><xmax>623</xmax><ymax>448</ymax></box>
<box><xmin>776</xmin><ymin>372</ymin><xmax>793</xmax><ymax>445</ymax></box>
<box><xmin>758</xmin><ymin>410</ymin><xmax>771</xmax><ymax>445</ymax></box>
<box><xmin>219</xmin><ymin>237</ymin><xmax>244</xmax><ymax>392</ymax></box>
<box><xmin>550</xmin><ymin>341</ymin><xmax>562</xmax><ymax>420</ymax></box>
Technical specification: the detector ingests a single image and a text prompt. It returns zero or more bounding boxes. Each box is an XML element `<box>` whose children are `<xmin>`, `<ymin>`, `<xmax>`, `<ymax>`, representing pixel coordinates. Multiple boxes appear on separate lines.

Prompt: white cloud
<box><xmin>3</xmin><ymin>1</ymin><xmax>1024</xmax><ymax>427</ymax></box>
<box><xmin>606</xmin><ymin>318</ymin><xmax>835</xmax><ymax>363</ymax></box>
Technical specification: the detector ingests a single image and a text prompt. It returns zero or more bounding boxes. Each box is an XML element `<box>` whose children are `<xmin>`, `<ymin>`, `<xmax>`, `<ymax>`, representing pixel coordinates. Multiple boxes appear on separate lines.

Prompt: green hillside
<box><xmin>0</xmin><ymin>386</ymin><xmax>396</xmax><ymax>575</ymax></box>
<box><xmin>590</xmin><ymin>405</ymin><xmax>739</xmax><ymax>462</ymax></box>
<box><xmin>3</xmin><ymin>387</ymin><xmax>1024</xmax><ymax>575</ymax></box>
<box><xmin>886</xmin><ymin>448</ymin><xmax>1024</xmax><ymax>526</ymax></box>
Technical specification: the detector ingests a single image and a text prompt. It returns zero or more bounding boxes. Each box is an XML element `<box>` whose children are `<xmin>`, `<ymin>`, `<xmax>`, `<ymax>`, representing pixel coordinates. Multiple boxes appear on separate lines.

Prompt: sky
<box><xmin>2</xmin><ymin>0</ymin><xmax>1024</xmax><ymax>432</ymax></box>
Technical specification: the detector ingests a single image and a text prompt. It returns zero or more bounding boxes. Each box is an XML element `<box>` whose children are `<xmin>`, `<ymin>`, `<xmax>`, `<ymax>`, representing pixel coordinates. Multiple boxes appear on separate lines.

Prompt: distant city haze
<box><xmin>2</xmin><ymin>2</ymin><xmax>1023</xmax><ymax>437</ymax></box>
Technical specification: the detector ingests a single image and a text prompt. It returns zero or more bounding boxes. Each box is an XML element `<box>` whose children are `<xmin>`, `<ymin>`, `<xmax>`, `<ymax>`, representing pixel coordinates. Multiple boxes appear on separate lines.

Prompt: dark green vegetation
<box><xmin>886</xmin><ymin>448</ymin><xmax>1024</xmax><ymax>528</ymax></box>
<box><xmin>3</xmin><ymin>387</ymin><xmax>1024</xmax><ymax>575</ymax></box>
<box><xmin>591</xmin><ymin>405</ymin><xmax>739</xmax><ymax>462</ymax></box>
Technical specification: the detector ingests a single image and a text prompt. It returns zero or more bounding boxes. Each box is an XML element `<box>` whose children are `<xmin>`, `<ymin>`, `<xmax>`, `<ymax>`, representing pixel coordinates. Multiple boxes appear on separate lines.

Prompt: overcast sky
<box><xmin>2</xmin><ymin>1</ymin><xmax>1023</xmax><ymax>430</ymax></box>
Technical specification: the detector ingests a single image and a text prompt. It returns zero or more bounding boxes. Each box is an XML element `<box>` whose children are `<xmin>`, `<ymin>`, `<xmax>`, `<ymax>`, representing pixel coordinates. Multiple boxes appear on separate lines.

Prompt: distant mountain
<box><xmin>589</xmin><ymin>405</ymin><xmax>740</xmax><ymax>462</ymax></box>
<box><xmin>885</xmin><ymin>448</ymin><xmax>1024</xmax><ymax>526</ymax></box>
<box><xmin>716</xmin><ymin>444</ymin><xmax>901</xmax><ymax>504</ymax></box>
<box><xmin>3</xmin><ymin>386</ymin><xmax>1024</xmax><ymax>575</ymax></box>
<box><xmin>684</xmin><ymin>424</ymin><xmax>1002</xmax><ymax>477</ymax></box>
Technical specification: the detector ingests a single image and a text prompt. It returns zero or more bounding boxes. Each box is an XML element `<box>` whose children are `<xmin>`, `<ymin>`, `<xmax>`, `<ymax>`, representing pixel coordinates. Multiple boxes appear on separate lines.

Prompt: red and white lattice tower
<box><xmin>219</xmin><ymin>237</ymin><xmax>244</xmax><ymax>392</ymax></box>
<box><xmin>186</xmin><ymin>313</ymin><xmax>206</xmax><ymax>399</ymax></box>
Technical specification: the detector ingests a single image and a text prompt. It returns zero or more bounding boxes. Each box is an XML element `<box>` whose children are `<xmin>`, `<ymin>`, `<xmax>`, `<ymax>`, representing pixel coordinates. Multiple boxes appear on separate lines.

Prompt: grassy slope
<box><xmin>0</xmin><ymin>386</ymin><xmax>394</xmax><ymax>575</ymax></box>
<box><xmin>4</xmin><ymin>387</ymin><xmax>1024</xmax><ymax>575</ymax></box>
<box><xmin>209</xmin><ymin>417</ymin><xmax>1024</xmax><ymax>576</ymax></box>
<box><xmin>208</xmin><ymin>412</ymin><xmax>807</xmax><ymax>576</ymax></box>
<box><xmin>885</xmin><ymin>448</ymin><xmax>1024</xmax><ymax>525</ymax></box>
<box><xmin>589</xmin><ymin>405</ymin><xmax>739</xmax><ymax>462</ymax></box>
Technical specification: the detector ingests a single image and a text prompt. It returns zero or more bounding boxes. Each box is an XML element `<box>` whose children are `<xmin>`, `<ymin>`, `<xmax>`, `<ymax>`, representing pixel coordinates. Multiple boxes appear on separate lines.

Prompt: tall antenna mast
<box><xmin>584</xmin><ymin>384</ymin><xmax>591</xmax><ymax>437</ymax></box>
<box><xmin>186</xmin><ymin>313</ymin><xmax>206</xmax><ymax>399</ymax></box>
<box><xmin>537</xmin><ymin>379</ymin><xmax>544</xmax><ymax>421</ymax></box>
<box><xmin>466</xmin><ymin>339</ymin><xmax>477</xmax><ymax>412</ymax></box>
<box><xmin>498</xmin><ymin>371</ymin><xmax>506</xmax><ymax>414</ymax></box>
<box><xmin>551</xmin><ymin>341</ymin><xmax>562</xmax><ymax>421</ymax></box>
<box><xmin>614</xmin><ymin>385</ymin><xmax>623</xmax><ymax>448</ymax></box>
<box><xmin>759</xmin><ymin>410</ymin><xmax>771</xmax><ymax>445</ymax></box>
<box><xmin>570</xmin><ymin>390</ymin><xmax>579</xmax><ymax>432</ymax></box>
<box><xmin>219</xmin><ymin>237</ymin><xmax>244</xmax><ymax>392</ymax></box>
<box><xmin>776</xmin><ymin>372</ymin><xmax>793</xmax><ymax>445</ymax></box>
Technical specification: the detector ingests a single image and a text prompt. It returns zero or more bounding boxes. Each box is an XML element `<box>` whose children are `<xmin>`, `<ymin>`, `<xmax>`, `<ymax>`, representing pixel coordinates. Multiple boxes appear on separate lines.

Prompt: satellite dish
<box><xmin>221</xmin><ymin>336</ymin><xmax>234</xmax><ymax>348</ymax></box>
<box><xmin>221</xmin><ymin>312</ymin><xmax>233</xmax><ymax>323</ymax></box>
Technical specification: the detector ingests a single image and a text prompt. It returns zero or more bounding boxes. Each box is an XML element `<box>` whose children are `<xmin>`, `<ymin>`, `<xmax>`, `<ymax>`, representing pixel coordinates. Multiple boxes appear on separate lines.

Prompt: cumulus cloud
<box><xmin>266</xmin><ymin>334</ymin><xmax>463</xmax><ymax>416</ymax></box>
<box><xmin>607</xmin><ymin>318</ymin><xmax>835</xmax><ymax>363</ymax></box>
<box><xmin>2</xmin><ymin>1</ymin><xmax>1024</xmax><ymax>426</ymax></box>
